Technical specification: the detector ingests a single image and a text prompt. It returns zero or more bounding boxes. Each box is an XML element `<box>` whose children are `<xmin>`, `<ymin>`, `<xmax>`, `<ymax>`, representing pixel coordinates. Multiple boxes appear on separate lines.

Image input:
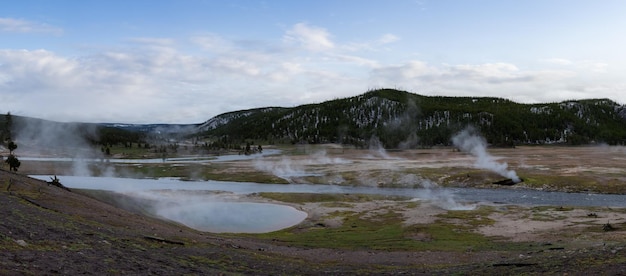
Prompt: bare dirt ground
<box><xmin>2</xmin><ymin>145</ymin><xmax>626</xmax><ymax>274</ymax></box>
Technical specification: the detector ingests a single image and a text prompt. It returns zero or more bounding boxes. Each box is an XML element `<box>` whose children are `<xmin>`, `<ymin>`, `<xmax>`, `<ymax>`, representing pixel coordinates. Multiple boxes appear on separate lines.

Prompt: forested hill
<box><xmin>197</xmin><ymin>89</ymin><xmax>626</xmax><ymax>147</ymax></box>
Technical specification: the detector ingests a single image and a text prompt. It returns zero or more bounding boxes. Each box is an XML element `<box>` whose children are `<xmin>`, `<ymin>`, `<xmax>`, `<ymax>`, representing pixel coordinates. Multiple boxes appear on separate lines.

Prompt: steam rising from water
<box><xmin>254</xmin><ymin>156</ymin><xmax>309</xmax><ymax>182</ymax></box>
<box><xmin>367</xmin><ymin>135</ymin><xmax>393</xmax><ymax>159</ymax></box>
<box><xmin>13</xmin><ymin>118</ymin><xmax>115</xmax><ymax>176</ymax></box>
<box><xmin>452</xmin><ymin>127</ymin><xmax>521</xmax><ymax>182</ymax></box>
<box><xmin>254</xmin><ymin>149</ymin><xmax>350</xmax><ymax>183</ymax></box>
<box><xmin>404</xmin><ymin>174</ymin><xmax>475</xmax><ymax>210</ymax></box>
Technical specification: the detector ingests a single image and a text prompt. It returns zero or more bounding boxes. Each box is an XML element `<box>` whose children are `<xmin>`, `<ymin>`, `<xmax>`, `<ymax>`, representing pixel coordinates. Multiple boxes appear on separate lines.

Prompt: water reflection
<box><xmin>32</xmin><ymin>175</ymin><xmax>626</xmax><ymax>208</ymax></box>
<box><xmin>156</xmin><ymin>201</ymin><xmax>307</xmax><ymax>233</ymax></box>
<box><xmin>21</xmin><ymin>149</ymin><xmax>282</xmax><ymax>164</ymax></box>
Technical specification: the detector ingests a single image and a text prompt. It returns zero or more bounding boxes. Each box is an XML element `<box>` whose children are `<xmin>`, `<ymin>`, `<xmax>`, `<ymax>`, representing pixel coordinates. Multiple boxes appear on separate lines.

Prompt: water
<box><xmin>156</xmin><ymin>201</ymin><xmax>307</xmax><ymax>233</ymax></box>
<box><xmin>31</xmin><ymin>175</ymin><xmax>626</xmax><ymax>233</ymax></box>
<box><xmin>32</xmin><ymin>175</ymin><xmax>626</xmax><ymax>207</ymax></box>
<box><xmin>20</xmin><ymin>149</ymin><xmax>282</xmax><ymax>164</ymax></box>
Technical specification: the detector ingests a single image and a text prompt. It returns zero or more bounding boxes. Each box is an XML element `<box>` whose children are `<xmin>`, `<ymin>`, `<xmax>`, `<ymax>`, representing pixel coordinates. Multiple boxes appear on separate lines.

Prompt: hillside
<box><xmin>3</xmin><ymin>89</ymin><xmax>625</xmax><ymax>149</ymax></box>
<box><xmin>197</xmin><ymin>89</ymin><xmax>626</xmax><ymax>147</ymax></box>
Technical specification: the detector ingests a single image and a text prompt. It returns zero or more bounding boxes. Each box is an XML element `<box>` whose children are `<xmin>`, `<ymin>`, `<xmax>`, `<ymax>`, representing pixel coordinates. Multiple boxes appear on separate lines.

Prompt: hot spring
<box><xmin>155</xmin><ymin>201</ymin><xmax>307</xmax><ymax>233</ymax></box>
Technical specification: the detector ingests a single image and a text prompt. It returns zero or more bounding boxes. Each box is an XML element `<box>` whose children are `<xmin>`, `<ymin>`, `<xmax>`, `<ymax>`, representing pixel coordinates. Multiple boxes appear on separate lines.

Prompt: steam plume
<box><xmin>406</xmin><ymin>174</ymin><xmax>475</xmax><ymax>210</ymax></box>
<box><xmin>451</xmin><ymin>126</ymin><xmax>520</xmax><ymax>183</ymax></box>
<box><xmin>254</xmin><ymin>148</ymin><xmax>349</xmax><ymax>183</ymax></box>
<box><xmin>367</xmin><ymin>135</ymin><xmax>393</xmax><ymax>159</ymax></box>
<box><xmin>13</xmin><ymin>117</ymin><xmax>114</xmax><ymax>176</ymax></box>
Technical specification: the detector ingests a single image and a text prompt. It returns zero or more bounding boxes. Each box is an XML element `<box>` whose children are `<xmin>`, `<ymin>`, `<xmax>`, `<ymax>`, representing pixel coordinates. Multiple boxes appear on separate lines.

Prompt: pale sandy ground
<box><xmin>477</xmin><ymin>207</ymin><xmax>626</xmax><ymax>242</ymax></box>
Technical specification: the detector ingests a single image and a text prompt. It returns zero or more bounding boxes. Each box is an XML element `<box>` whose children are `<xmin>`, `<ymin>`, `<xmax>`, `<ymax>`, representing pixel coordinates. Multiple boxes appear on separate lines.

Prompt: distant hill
<box><xmin>2</xmin><ymin>89</ymin><xmax>625</xmax><ymax>149</ymax></box>
<box><xmin>197</xmin><ymin>89</ymin><xmax>626</xmax><ymax>147</ymax></box>
<box><xmin>98</xmin><ymin>123</ymin><xmax>199</xmax><ymax>135</ymax></box>
<box><xmin>0</xmin><ymin>115</ymin><xmax>198</xmax><ymax>148</ymax></box>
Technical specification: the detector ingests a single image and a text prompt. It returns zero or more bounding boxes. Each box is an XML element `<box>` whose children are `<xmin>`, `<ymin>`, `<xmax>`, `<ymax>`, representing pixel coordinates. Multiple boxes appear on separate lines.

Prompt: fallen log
<box><xmin>143</xmin><ymin>236</ymin><xmax>185</xmax><ymax>245</ymax></box>
<box><xmin>493</xmin><ymin>262</ymin><xmax>537</xmax><ymax>267</ymax></box>
<box><xmin>493</xmin><ymin>178</ymin><xmax>524</xmax><ymax>186</ymax></box>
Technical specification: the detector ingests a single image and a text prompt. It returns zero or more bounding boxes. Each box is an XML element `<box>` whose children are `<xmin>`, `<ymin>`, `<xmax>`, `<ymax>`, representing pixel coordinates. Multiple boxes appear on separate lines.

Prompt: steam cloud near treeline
<box><xmin>452</xmin><ymin>126</ymin><xmax>521</xmax><ymax>183</ymax></box>
<box><xmin>13</xmin><ymin>118</ymin><xmax>115</xmax><ymax>176</ymax></box>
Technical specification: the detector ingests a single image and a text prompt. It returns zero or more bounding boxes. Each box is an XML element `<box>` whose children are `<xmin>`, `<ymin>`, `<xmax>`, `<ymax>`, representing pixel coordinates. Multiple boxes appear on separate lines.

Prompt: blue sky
<box><xmin>1</xmin><ymin>0</ymin><xmax>625</xmax><ymax>123</ymax></box>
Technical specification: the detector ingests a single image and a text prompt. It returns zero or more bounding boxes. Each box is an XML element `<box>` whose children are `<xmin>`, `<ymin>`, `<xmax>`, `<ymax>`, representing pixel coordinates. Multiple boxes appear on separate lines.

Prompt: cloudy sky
<box><xmin>1</xmin><ymin>0</ymin><xmax>625</xmax><ymax>124</ymax></box>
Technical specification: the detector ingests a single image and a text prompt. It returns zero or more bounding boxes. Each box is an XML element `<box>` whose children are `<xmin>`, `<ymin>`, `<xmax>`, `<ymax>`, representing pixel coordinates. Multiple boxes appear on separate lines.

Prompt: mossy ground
<box><xmin>249</xmin><ymin>193</ymin><xmax>537</xmax><ymax>252</ymax></box>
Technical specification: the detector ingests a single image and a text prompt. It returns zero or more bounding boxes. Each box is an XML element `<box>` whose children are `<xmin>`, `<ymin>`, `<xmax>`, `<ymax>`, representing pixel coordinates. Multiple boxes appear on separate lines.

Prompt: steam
<box><xmin>13</xmin><ymin>118</ymin><xmax>114</xmax><ymax>176</ymax></box>
<box><xmin>451</xmin><ymin>127</ymin><xmax>520</xmax><ymax>182</ymax></box>
<box><xmin>254</xmin><ymin>156</ymin><xmax>309</xmax><ymax>182</ymax></box>
<box><xmin>366</xmin><ymin>135</ymin><xmax>394</xmax><ymax>159</ymax></box>
<box><xmin>383</xmin><ymin>99</ymin><xmax>421</xmax><ymax>150</ymax></box>
<box><xmin>254</xmin><ymin>148</ymin><xmax>350</xmax><ymax>183</ymax></box>
<box><xmin>398</xmin><ymin>132</ymin><xmax>419</xmax><ymax>150</ymax></box>
<box><xmin>399</xmin><ymin>174</ymin><xmax>475</xmax><ymax>210</ymax></box>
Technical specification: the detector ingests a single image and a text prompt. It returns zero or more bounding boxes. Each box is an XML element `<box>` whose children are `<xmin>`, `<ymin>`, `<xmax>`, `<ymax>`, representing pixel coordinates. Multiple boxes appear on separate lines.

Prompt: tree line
<box><xmin>198</xmin><ymin>89</ymin><xmax>626</xmax><ymax>148</ymax></box>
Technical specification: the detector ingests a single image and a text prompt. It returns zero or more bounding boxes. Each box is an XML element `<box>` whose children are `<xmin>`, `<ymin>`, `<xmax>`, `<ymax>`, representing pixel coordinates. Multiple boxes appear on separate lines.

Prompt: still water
<box><xmin>22</xmin><ymin>149</ymin><xmax>282</xmax><ymax>164</ymax></box>
<box><xmin>32</xmin><ymin>175</ymin><xmax>626</xmax><ymax>233</ymax></box>
<box><xmin>32</xmin><ymin>175</ymin><xmax>626</xmax><ymax>207</ymax></box>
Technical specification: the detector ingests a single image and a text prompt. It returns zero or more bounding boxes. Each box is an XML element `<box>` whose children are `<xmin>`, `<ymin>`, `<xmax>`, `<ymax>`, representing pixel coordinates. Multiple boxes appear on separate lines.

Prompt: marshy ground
<box><xmin>2</xmin><ymin>144</ymin><xmax>626</xmax><ymax>274</ymax></box>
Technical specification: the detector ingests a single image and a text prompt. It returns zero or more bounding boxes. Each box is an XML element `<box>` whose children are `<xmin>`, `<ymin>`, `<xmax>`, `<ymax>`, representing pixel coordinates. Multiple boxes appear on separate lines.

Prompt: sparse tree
<box><xmin>8</xmin><ymin>140</ymin><xmax>17</xmax><ymax>154</ymax></box>
<box><xmin>2</xmin><ymin>112</ymin><xmax>12</xmax><ymax>142</ymax></box>
<box><xmin>245</xmin><ymin>142</ymin><xmax>251</xmax><ymax>155</ymax></box>
<box><xmin>5</xmin><ymin>140</ymin><xmax>20</xmax><ymax>172</ymax></box>
<box><xmin>6</xmin><ymin>154</ymin><xmax>20</xmax><ymax>172</ymax></box>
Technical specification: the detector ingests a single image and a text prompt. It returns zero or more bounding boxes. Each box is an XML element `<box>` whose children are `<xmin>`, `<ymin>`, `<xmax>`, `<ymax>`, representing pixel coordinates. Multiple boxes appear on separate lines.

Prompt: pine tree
<box><xmin>5</xmin><ymin>140</ymin><xmax>20</xmax><ymax>172</ymax></box>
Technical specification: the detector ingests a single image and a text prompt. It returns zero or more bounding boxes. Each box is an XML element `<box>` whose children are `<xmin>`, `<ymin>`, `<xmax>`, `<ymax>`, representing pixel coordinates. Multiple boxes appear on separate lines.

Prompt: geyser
<box><xmin>452</xmin><ymin>127</ymin><xmax>521</xmax><ymax>183</ymax></box>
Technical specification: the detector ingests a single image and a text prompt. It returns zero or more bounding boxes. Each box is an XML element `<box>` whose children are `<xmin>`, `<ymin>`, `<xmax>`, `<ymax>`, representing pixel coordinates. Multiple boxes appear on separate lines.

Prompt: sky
<box><xmin>1</xmin><ymin>0</ymin><xmax>625</xmax><ymax>124</ymax></box>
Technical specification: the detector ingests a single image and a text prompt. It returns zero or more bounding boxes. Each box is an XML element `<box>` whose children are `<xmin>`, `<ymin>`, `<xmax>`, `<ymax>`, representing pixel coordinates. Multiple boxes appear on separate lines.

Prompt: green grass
<box><xmin>102</xmin><ymin>145</ymin><xmax>158</xmax><ymax>159</ymax></box>
<box><xmin>436</xmin><ymin>206</ymin><xmax>497</xmax><ymax>226</ymax></box>
<box><xmin>257</xmin><ymin>192</ymin><xmax>409</xmax><ymax>203</ymax></box>
<box><xmin>320</xmin><ymin>202</ymin><xmax>354</xmax><ymax>208</ymax></box>
<box><xmin>251</xmin><ymin>206</ymin><xmax>530</xmax><ymax>252</ymax></box>
<box><xmin>247</xmin><ymin>193</ymin><xmax>538</xmax><ymax>252</ymax></box>
<box><xmin>114</xmin><ymin>163</ymin><xmax>290</xmax><ymax>183</ymax></box>
<box><xmin>255</xmin><ymin>209</ymin><xmax>416</xmax><ymax>250</ymax></box>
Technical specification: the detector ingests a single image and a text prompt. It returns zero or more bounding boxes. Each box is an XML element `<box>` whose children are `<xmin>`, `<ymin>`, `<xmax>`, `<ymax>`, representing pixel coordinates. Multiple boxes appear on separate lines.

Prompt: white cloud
<box><xmin>267</xmin><ymin>62</ymin><xmax>303</xmax><ymax>82</ymax></box>
<box><xmin>542</xmin><ymin>58</ymin><xmax>609</xmax><ymax>73</ymax></box>
<box><xmin>2</xmin><ymin>21</ymin><xmax>624</xmax><ymax>124</ymax></box>
<box><xmin>368</xmin><ymin>60</ymin><xmax>623</xmax><ymax>104</ymax></box>
<box><xmin>341</xmin><ymin>33</ymin><xmax>400</xmax><ymax>53</ymax></box>
<box><xmin>581</xmin><ymin>61</ymin><xmax>608</xmax><ymax>73</ymax></box>
<box><xmin>191</xmin><ymin>33</ymin><xmax>233</xmax><ymax>52</ymax></box>
<box><xmin>0</xmin><ymin>48</ymin><xmax>209</xmax><ymax>123</ymax></box>
<box><xmin>0</xmin><ymin>17</ymin><xmax>62</xmax><ymax>34</ymax></box>
<box><xmin>378</xmin><ymin>33</ymin><xmax>399</xmax><ymax>44</ymax></box>
<box><xmin>284</xmin><ymin>23</ymin><xmax>334</xmax><ymax>51</ymax></box>
<box><xmin>213</xmin><ymin>57</ymin><xmax>261</xmax><ymax>76</ymax></box>
<box><xmin>331</xmin><ymin>54</ymin><xmax>379</xmax><ymax>68</ymax></box>
<box><xmin>543</xmin><ymin>58</ymin><xmax>573</xmax><ymax>66</ymax></box>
